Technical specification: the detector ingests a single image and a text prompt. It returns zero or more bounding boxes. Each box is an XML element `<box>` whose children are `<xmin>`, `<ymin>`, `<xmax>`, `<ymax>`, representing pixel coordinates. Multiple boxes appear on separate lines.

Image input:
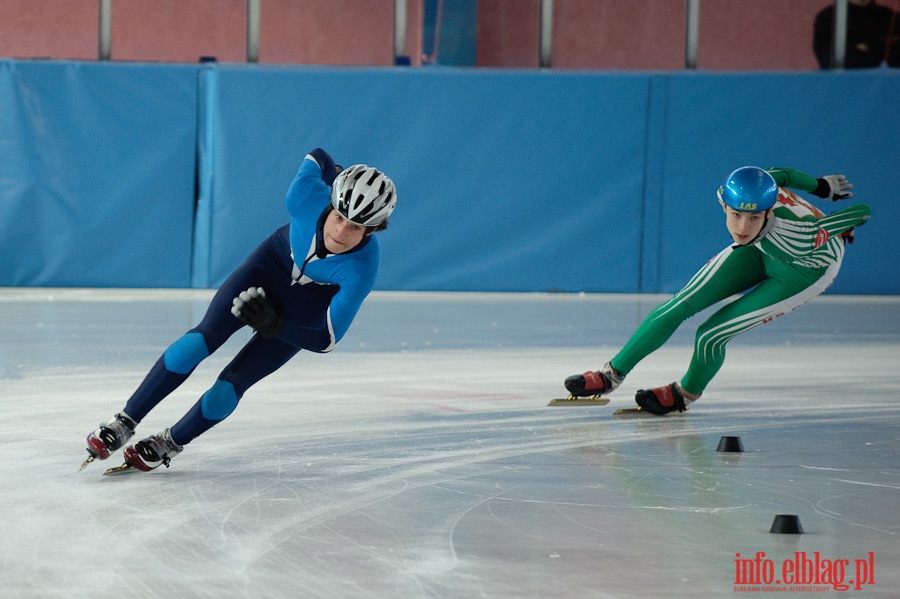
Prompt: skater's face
<box><xmin>723</xmin><ymin>205</ymin><xmax>771</xmax><ymax>245</ymax></box>
<box><xmin>323</xmin><ymin>209</ymin><xmax>368</xmax><ymax>254</ymax></box>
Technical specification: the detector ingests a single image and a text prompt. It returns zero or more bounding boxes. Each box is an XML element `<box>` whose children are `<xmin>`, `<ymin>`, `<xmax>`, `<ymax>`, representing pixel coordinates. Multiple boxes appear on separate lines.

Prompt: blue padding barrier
<box><xmin>202</xmin><ymin>67</ymin><xmax>648</xmax><ymax>292</ymax></box>
<box><xmin>0</xmin><ymin>61</ymin><xmax>197</xmax><ymax>287</ymax></box>
<box><xmin>1</xmin><ymin>60</ymin><xmax>897</xmax><ymax>294</ymax></box>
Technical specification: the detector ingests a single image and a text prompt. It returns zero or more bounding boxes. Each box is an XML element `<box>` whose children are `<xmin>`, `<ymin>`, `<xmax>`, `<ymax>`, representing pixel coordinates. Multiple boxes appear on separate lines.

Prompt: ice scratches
<box><xmin>812</xmin><ymin>497</ymin><xmax>899</xmax><ymax>536</ymax></box>
<box><xmin>831</xmin><ymin>478</ymin><xmax>900</xmax><ymax>491</ymax></box>
<box><xmin>799</xmin><ymin>465</ymin><xmax>853</xmax><ymax>471</ymax></box>
<box><xmin>488</xmin><ymin>495</ymin><xmax>751</xmax><ymax>514</ymax></box>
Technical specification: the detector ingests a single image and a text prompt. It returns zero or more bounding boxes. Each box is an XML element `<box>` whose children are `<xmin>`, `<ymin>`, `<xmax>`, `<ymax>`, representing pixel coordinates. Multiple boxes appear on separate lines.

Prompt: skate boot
<box><xmin>564</xmin><ymin>362</ymin><xmax>624</xmax><ymax>397</ymax></box>
<box><xmin>634</xmin><ymin>382</ymin><xmax>693</xmax><ymax>415</ymax></box>
<box><xmin>123</xmin><ymin>428</ymin><xmax>183</xmax><ymax>472</ymax></box>
<box><xmin>85</xmin><ymin>412</ymin><xmax>137</xmax><ymax>460</ymax></box>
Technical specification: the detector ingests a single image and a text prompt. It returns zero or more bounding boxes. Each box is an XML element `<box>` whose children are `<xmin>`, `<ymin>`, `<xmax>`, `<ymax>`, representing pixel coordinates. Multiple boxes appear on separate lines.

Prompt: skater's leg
<box><xmin>680</xmin><ymin>256</ymin><xmax>842</xmax><ymax>394</ymax></box>
<box><xmin>565</xmin><ymin>246</ymin><xmax>764</xmax><ymax>397</ymax></box>
<box><xmin>611</xmin><ymin>245</ymin><xmax>765</xmax><ymax>375</ymax></box>
<box><xmin>169</xmin><ymin>335</ymin><xmax>300</xmax><ymax>445</ymax></box>
<box><xmin>123</xmin><ymin>229</ymin><xmax>292</xmax><ymax>422</ymax></box>
<box><xmin>121</xmin><ymin>297</ymin><xmax>243</xmax><ymax>422</ymax></box>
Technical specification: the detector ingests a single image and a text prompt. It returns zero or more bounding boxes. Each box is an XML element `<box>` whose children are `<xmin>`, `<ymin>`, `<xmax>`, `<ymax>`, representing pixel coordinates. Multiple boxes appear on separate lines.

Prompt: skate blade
<box><xmin>613</xmin><ymin>407</ymin><xmax>689</xmax><ymax>416</ymax></box>
<box><xmin>548</xmin><ymin>395</ymin><xmax>610</xmax><ymax>406</ymax></box>
<box><xmin>613</xmin><ymin>407</ymin><xmax>645</xmax><ymax>415</ymax></box>
<box><xmin>103</xmin><ymin>462</ymin><xmax>136</xmax><ymax>476</ymax></box>
<box><xmin>79</xmin><ymin>455</ymin><xmax>95</xmax><ymax>471</ymax></box>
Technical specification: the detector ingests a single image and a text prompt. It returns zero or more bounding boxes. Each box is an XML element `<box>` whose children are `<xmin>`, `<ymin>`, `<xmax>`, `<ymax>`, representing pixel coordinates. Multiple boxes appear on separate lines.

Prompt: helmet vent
<box><xmin>330</xmin><ymin>163</ymin><xmax>397</xmax><ymax>227</ymax></box>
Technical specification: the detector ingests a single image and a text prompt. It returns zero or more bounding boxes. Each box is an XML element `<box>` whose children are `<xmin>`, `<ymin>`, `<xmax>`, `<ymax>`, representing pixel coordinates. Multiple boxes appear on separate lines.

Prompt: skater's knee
<box><xmin>201</xmin><ymin>379</ymin><xmax>239</xmax><ymax>421</ymax></box>
<box><xmin>164</xmin><ymin>332</ymin><xmax>210</xmax><ymax>374</ymax></box>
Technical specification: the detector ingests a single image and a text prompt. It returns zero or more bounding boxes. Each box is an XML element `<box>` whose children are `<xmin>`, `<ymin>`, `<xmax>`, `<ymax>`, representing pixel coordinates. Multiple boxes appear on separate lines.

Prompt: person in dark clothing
<box><xmin>813</xmin><ymin>0</ymin><xmax>900</xmax><ymax>68</ymax></box>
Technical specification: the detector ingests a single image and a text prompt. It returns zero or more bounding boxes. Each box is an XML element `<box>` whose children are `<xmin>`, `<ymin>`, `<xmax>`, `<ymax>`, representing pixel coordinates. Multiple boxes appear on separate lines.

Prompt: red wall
<box><xmin>0</xmin><ymin>0</ymin><xmax>98</xmax><ymax>60</ymax></box>
<box><xmin>110</xmin><ymin>0</ymin><xmax>247</xmax><ymax>62</ymax></box>
<box><xmin>258</xmin><ymin>0</ymin><xmax>410</xmax><ymax>65</ymax></box>
<box><xmin>477</xmin><ymin>0</ymin><xmax>826</xmax><ymax>71</ymax></box>
<box><xmin>696</xmin><ymin>0</ymin><xmax>823</xmax><ymax>70</ymax></box>
<box><xmin>2</xmin><ymin>0</ymin><xmax>826</xmax><ymax>70</ymax></box>
<box><xmin>1</xmin><ymin>0</ymin><xmax>423</xmax><ymax>65</ymax></box>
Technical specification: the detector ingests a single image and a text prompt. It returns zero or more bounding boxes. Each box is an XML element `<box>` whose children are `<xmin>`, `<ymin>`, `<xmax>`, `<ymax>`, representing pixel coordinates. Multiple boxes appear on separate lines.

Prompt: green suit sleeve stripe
<box><xmin>819</xmin><ymin>203</ymin><xmax>872</xmax><ymax>235</ymax></box>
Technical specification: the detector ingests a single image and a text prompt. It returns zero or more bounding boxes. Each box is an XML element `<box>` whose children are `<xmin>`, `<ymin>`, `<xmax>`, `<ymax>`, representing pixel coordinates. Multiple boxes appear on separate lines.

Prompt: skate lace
<box><xmin>98</xmin><ymin>415</ymin><xmax>134</xmax><ymax>450</ymax></box>
<box><xmin>137</xmin><ymin>430</ymin><xmax>182</xmax><ymax>468</ymax></box>
<box><xmin>98</xmin><ymin>427</ymin><xmax>120</xmax><ymax>448</ymax></box>
<box><xmin>137</xmin><ymin>439</ymin><xmax>164</xmax><ymax>462</ymax></box>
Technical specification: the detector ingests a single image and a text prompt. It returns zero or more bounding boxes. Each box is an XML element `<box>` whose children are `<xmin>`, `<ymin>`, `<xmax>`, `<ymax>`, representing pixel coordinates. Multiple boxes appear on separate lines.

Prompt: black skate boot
<box><xmin>634</xmin><ymin>382</ymin><xmax>693</xmax><ymax>415</ymax></box>
<box><xmin>123</xmin><ymin>428</ymin><xmax>183</xmax><ymax>472</ymax></box>
<box><xmin>564</xmin><ymin>362</ymin><xmax>624</xmax><ymax>397</ymax></box>
<box><xmin>85</xmin><ymin>412</ymin><xmax>137</xmax><ymax>460</ymax></box>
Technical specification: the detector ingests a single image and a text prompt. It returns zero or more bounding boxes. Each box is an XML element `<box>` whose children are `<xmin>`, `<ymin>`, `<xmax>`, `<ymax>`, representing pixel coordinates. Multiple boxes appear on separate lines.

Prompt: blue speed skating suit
<box><xmin>122</xmin><ymin>148</ymin><xmax>380</xmax><ymax>445</ymax></box>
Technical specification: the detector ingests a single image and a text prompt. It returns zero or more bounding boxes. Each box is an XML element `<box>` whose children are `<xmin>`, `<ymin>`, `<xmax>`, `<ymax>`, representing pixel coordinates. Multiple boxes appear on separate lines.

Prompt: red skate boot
<box><xmin>123</xmin><ymin>428</ymin><xmax>183</xmax><ymax>472</ymax></box>
<box><xmin>564</xmin><ymin>362</ymin><xmax>624</xmax><ymax>397</ymax></box>
<box><xmin>84</xmin><ymin>412</ymin><xmax>137</xmax><ymax>461</ymax></box>
<box><xmin>634</xmin><ymin>382</ymin><xmax>693</xmax><ymax>415</ymax></box>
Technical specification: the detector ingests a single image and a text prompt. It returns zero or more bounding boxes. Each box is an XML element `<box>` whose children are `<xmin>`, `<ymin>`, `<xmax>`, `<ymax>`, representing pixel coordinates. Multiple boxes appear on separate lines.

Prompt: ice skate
<box><xmin>634</xmin><ymin>382</ymin><xmax>692</xmax><ymax>415</ymax></box>
<box><xmin>81</xmin><ymin>412</ymin><xmax>137</xmax><ymax>469</ymax></box>
<box><xmin>564</xmin><ymin>362</ymin><xmax>624</xmax><ymax>397</ymax></box>
<box><xmin>121</xmin><ymin>428</ymin><xmax>183</xmax><ymax>472</ymax></box>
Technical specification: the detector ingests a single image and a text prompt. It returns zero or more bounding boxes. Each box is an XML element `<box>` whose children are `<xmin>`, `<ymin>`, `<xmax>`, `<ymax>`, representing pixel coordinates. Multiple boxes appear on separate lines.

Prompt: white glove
<box><xmin>816</xmin><ymin>174</ymin><xmax>853</xmax><ymax>201</ymax></box>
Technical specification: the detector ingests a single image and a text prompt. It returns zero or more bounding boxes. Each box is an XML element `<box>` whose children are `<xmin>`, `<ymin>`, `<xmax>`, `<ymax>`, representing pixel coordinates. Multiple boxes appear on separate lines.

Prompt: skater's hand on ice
<box><xmin>231</xmin><ymin>287</ymin><xmax>284</xmax><ymax>339</ymax></box>
<box><xmin>814</xmin><ymin>175</ymin><xmax>853</xmax><ymax>201</ymax></box>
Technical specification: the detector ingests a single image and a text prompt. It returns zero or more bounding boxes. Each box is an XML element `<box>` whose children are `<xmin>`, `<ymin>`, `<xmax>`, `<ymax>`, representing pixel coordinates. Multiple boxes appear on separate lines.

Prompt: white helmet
<box><xmin>331</xmin><ymin>164</ymin><xmax>397</xmax><ymax>227</ymax></box>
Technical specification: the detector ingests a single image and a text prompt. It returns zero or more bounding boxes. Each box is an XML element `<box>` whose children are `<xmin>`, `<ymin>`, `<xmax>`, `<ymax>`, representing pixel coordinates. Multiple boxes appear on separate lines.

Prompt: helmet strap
<box><xmin>745</xmin><ymin>209</ymin><xmax>775</xmax><ymax>245</ymax></box>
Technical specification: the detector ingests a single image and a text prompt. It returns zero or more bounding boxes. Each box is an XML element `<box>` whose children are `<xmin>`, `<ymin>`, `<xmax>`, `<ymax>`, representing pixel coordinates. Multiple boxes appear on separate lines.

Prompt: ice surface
<box><xmin>1</xmin><ymin>289</ymin><xmax>898</xmax><ymax>598</ymax></box>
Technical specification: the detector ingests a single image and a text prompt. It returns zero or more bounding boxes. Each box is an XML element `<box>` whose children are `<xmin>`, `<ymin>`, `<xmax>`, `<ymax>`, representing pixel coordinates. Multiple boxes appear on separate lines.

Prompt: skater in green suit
<box><xmin>564</xmin><ymin>166</ymin><xmax>871</xmax><ymax>414</ymax></box>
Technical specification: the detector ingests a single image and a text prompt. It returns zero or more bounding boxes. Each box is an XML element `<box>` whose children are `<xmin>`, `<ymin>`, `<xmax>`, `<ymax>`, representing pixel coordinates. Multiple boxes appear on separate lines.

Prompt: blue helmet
<box><xmin>717</xmin><ymin>166</ymin><xmax>778</xmax><ymax>212</ymax></box>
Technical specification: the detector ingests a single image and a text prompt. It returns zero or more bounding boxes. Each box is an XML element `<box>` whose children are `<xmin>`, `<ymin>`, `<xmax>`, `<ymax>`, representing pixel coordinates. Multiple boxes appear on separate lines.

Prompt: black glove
<box><xmin>813</xmin><ymin>175</ymin><xmax>853</xmax><ymax>201</ymax></box>
<box><xmin>231</xmin><ymin>287</ymin><xmax>283</xmax><ymax>339</ymax></box>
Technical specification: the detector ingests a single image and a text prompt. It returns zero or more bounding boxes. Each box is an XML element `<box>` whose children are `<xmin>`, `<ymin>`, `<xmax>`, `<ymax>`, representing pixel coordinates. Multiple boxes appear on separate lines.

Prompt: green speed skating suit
<box><xmin>610</xmin><ymin>168</ymin><xmax>871</xmax><ymax>395</ymax></box>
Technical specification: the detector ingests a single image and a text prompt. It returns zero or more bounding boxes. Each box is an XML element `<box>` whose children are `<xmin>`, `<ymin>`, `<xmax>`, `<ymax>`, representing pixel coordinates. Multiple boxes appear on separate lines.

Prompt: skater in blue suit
<box><xmin>82</xmin><ymin>148</ymin><xmax>397</xmax><ymax>472</ymax></box>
